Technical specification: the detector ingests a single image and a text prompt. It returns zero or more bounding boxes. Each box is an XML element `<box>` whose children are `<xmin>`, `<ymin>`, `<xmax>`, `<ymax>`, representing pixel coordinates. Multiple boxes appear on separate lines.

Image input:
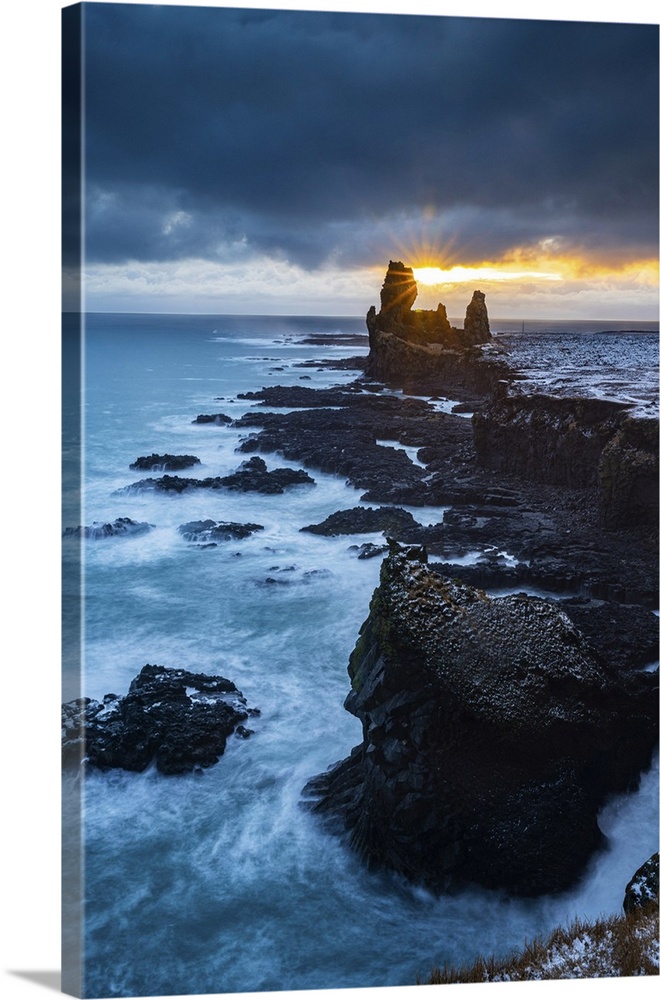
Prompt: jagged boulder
<box><xmin>62</xmin><ymin>664</ymin><xmax>260</xmax><ymax>775</ymax></box>
<box><xmin>623</xmin><ymin>853</ymin><xmax>659</xmax><ymax>914</ymax></box>
<box><xmin>305</xmin><ymin>543</ymin><xmax>658</xmax><ymax>896</ymax></box>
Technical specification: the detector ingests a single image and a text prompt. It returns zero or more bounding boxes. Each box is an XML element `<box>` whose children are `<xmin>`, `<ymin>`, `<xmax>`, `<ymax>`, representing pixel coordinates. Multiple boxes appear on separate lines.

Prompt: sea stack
<box><xmin>365</xmin><ymin>261</ymin><xmax>494</xmax><ymax>389</ymax></box>
<box><xmin>464</xmin><ymin>289</ymin><xmax>491</xmax><ymax>343</ymax></box>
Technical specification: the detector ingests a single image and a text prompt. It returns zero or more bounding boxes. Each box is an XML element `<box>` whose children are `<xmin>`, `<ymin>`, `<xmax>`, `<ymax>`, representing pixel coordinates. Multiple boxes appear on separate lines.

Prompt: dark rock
<box><xmin>472</xmin><ymin>388</ymin><xmax>630</xmax><ymax>489</ymax></box>
<box><xmin>464</xmin><ymin>290</ymin><xmax>491</xmax><ymax>344</ymax></box>
<box><xmin>623</xmin><ymin>853</ymin><xmax>659</xmax><ymax>914</ymax></box>
<box><xmin>62</xmin><ymin>517</ymin><xmax>154</xmax><ymax>540</ymax></box>
<box><xmin>220</xmin><ymin>456</ymin><xmax>314</xmax><ymax>493</ymax></box>
<box><xmin>178</xmin><ymin>520</ymin><xmax>264</xmax><ymax>543</ymax></box>
<box><xmin>379</xmin><ymin>260</ymin><xmax>418</xmax><ymax>321</ymax></box>
<box><xmin>355</xmin><ymin>543</ymin><xmax>389</xmax><ymax>560</ymax></box>
<box><xmin>301</xmin><ymin>506</ymin><xmax>420</xmax><ymax>537</ymax></box>
<box><xmin>130</xmin><ymin>454</ymin><xmax>201</xmax><ymax>471</ymax></box>
<box><xmin>62</xmin><ymin>664</ymin><xmax>256</xmax><ymax>775</ymax></box>
<box><xmin>365</xmin><ymin>262</ymin><xmax>493</xmax><ymax>386</ymax></box>
<box><xmin>118</xmin><ymin>456</ymin><xmax>315</xmax><ymax>496</ymax></box>
<box><xmin>598</xmin><ymin>415</ymin><xmax>659</xmax><ymax>529</ymax></box>
<box><xmin>193</xmin><ymin>413</ymin><xmax>233</xmax><ymax>425</ymax></box>
<box><xmin>305</xmin><ymin>543</ymin><xmax>658</xmax><ymax>896</ymax></box>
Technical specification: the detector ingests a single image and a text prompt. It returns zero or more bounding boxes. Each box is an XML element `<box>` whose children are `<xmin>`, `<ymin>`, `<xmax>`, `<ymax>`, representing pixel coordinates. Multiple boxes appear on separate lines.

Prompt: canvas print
<box><xmin>61</xmin><ymin>2</ymin><xmax>659</xmax><ymax>997</ymax></box>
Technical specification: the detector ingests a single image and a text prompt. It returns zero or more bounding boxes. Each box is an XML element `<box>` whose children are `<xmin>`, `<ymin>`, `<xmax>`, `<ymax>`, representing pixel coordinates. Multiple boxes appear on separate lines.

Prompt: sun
<box><xmin>413</xmin><ymin>267</ymin><xmax>445</xmax><ymax>286</ymax></box>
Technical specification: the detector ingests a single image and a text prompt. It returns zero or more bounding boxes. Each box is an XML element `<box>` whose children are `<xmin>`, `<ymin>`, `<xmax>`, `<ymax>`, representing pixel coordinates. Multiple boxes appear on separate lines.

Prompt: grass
<box><xmin>427</xmin><ymin>904</ymin><xmax>659</xmax><ymax>982</ymax></box>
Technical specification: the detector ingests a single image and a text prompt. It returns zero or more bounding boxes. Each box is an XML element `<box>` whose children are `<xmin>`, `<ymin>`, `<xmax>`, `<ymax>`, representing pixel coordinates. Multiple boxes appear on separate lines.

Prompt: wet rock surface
<box><xmin>301</xmin><ymin>506</ymin><xmax>421</xmax><ymax>537</ymax></box>
<box><xmin>130</xmin><ymin>453</ymin><xmax>201</xmax><ymax>471</ymax></box>
<box><xmin>233</xmin><ymin>383</ymin><xmax>657</xmax><ymax>605</ymax></box>
<box><xmin>623</xmin><ymin>853</ymin><xmax>659</xmax><ymax>914</ymax></box>
<box><xmin>62</xmin><ymin>664</ymin><xmax>259</xmax><ymax>775</ymax></box>
<box><xmin>193</xmin><ymin>413</ymin><xmax>233</xmax><ymax>425</ymax></box>
<box><xmin>304</xmin><ymin>544</ymin><xmax>658</xmax><ymax>896</ymax></box>
<box><xmin>178</xmin><ymin>519</ymin><xmax>265</xmax><ymax>543</ymax></box>
<box><xmin>63</xmin><ymin>517</ymin><xmax>154</xmax><ymax>540</ymax></box>
<box><xmin>119</xmin><ymin>456</ymin><xmax>315</xmax><ymax>495</ymax></box>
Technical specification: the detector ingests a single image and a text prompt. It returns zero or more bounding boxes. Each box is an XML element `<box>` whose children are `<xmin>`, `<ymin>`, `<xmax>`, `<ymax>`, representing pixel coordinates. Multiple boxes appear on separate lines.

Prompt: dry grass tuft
<box><xmin>428</xmin><ymin>904</ymin><xmax>659</xmax><ymax>983</ymax></box>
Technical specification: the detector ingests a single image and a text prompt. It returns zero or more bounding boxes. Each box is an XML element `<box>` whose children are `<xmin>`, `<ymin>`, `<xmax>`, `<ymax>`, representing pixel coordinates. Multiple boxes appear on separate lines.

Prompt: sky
<box><xmin>67</xmin><ymin>1</ymin><xmax>659</xmax><ymax>319</ymax></box>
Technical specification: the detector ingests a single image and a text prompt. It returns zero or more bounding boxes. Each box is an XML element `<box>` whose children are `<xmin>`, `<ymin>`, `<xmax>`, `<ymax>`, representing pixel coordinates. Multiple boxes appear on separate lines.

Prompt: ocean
<box><xmin>63</xmin><ymin>312</ymin><xmax>658</xmax><ymax>998</ymax></box>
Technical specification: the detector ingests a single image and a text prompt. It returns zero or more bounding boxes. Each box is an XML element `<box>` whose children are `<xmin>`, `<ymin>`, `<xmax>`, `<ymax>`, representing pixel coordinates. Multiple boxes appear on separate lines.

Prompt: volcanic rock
<box><xmin>301</xmin><ymin>506</ymin><xmax>420</xmax><ymax>537</ymax></box>
<box><xmin>623</xmin><ymin>853</ymin><xmax>659</xmax><ymax>914</ymax></box>
<box><xmin>193</xmin><ymin>413</ymin><xmax>233</xmax><ymax>424</ymax></box>
<box><xmin>62</xmin><ymin>517</ymin><xmax>153</xmax><ymax>539</ymax></box>
<box><xmin>62</xmin><ymin>664</ymin><xmax>257</xmax><ymax>775</ymax></box>
<box><xmin>305</xmin><ymin>543</ymin><xmax>658</xmax><ymax>896</ymax></box>
<box><xmin>464</xmin><ymin>290</ymin><xmax>491</xmax><ymax>344</ymax></box>
<box><xmin>178</xmin><ymin>519</ymin><xmax>264</xmax><ymax>542</ymax></box>
<box><xmin>365</xmin><ymin>262</ymin><xmax>493</xmax><ymax>383</ymax></box>
<box><xmin>130</xmin><ymin>453</ymin><xmax>201</xmax><ymax>471</ymax></box>
<box><xmin>119</xmin><ymin>456</ymin><xmax>315</xmax><ymax>495</ymax></box>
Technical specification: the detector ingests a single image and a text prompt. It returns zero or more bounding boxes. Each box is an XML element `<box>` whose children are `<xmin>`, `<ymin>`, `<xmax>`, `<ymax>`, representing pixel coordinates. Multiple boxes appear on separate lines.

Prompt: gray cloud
<box><xmin>77</xmin><ymin>4</ymin><xmax>658</xmax><ymax>268</ymax></box>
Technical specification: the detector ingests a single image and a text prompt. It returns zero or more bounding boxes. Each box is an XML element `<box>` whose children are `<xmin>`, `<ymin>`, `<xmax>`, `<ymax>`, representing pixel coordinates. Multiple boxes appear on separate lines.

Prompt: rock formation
<box><xmin>623</xmin><ymin>853</ymin><xmax>659</xmax><ymax>914</ymax></box>
<box><xmin>62</xmin><ymin>664</ymin><xmax>259</xmax><ymax>775</ymax></box>
<box><xmin>178</xmin><ymin>519</ymin><xmax>264</xmax><ymax>543</ymax></box>
<box><xmin>305</xmin><ymin>542</ymin><xmax>658</xmax><ymax>896</ymax></box>
<box><xmin>119</xmin><ymin>456</ymin><xmax>315</xmax><ymax>495</ymax></box>
<box><xmin>365</xmin><ymin>262</ymin><xmax>498</xmax><ymax>392</ymax></box>
<box><xmin>130</xmin><ymin>453</ymin><xmax>201</xmax><ymax>471</ymax></box>
<box><xmin>366</xmin><ymin>260</ymin><xmax>491</xmax><ymax>356</ymax></box>
<box><xmin>62</xmin><ymin>517</ymin><xmax>153</xmax><ymax>540</ymax></box>
<box><xmin>464</xmin><ymin>290</ymin><xmax>490</xmax><ymax>342</ymax></box>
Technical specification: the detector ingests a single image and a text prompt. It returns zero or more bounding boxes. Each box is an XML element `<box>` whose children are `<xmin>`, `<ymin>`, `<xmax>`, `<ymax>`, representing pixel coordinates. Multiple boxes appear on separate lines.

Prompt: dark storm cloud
<box><xmin>79</xmin><ymin>4</ymin><xmax>659</xmax><ymax>267</ymax></box>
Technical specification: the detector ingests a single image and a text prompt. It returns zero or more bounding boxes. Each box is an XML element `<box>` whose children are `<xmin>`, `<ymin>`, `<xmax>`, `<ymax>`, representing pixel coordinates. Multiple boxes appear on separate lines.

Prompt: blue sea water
<box><xmin>64</xmin><ymin>313</ymin><xmax>658</xmax><ymax>998</ymax></box>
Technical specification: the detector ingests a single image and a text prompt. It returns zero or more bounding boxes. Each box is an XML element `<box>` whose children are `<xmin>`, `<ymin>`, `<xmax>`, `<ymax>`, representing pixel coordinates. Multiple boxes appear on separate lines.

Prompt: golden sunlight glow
<box><xmin>413</xmin><ymin>266</ymin><xmax>561</xmax><ymax>285</ymax></box>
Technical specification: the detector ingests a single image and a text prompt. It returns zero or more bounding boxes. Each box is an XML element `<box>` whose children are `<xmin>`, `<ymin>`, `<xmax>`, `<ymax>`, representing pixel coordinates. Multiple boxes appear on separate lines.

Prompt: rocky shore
<box><xmin>294</xmin><ymin>261</ymin><xmax>658</xmax><ymax>897</ymax></box>
<box><xmin>66</xmin><ymin>261</ymin><xmax>658</xmax><ymax>907</ymax></box>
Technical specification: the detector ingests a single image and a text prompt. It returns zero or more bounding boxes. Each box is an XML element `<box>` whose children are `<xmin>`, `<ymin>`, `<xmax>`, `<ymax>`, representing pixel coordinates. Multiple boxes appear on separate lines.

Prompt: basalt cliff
<box><xmin>301</xmin><ymin>261</ymin><xmax>658</xmax><ymax>899</ymax></box>
<box><xmin>305</xmin><ymin>543</ymin><xmax>658</xmax><ymax>896</ymax></box>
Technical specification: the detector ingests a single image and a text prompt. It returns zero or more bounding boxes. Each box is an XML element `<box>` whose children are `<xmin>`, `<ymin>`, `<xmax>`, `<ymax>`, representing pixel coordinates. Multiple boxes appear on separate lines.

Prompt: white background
<box><xmin>0</xmin><ymin>2</ymin><xmax>657</xmax><ymax>999</ymax></box>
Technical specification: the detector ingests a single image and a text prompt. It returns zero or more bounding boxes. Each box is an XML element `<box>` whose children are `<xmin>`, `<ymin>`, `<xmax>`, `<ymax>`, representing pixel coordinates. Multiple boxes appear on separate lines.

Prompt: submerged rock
<box><xmin>119</xmin><ymin>456</ymin><xmax>315</xmax><ymax>495</ymax></box>
<box><xmin>62</xmin><ymin>664</ymin><xmax>258</xmax><ymax>775</ymax></box>
<box><xmin>62</xmin><ymin>517</ymin><xmax>153</xmax><ymax>539</ymax></box>
<box><xmin>301</xmin><ymin>506</ymin><xmax>420</xmax><ymax>537</ymax></box>
<box><xmin>305</xmin><ymin>543</ymin><xmax>658</xmax><ymax>896</ymax></box>
<box><xmin>130</xmin><ymin>453</ymin><xmax>201</xmax><ymax>471</ymax></box>
<box><xmin>178</xmin><ymin>519</ymin><xmax>264</xmax><ymax>543</ymax></box>
<box><xmin>193</xmin><ymin>413</ymin><xmax>233</xmax><ymax>425</ymax></box>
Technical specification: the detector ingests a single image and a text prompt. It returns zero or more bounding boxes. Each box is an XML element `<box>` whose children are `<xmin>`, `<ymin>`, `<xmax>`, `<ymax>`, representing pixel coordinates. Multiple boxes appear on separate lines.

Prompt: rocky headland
<box><xmin>289</xmin><ymin>261</ymin><xmax>658</xmax><ymax>898</ymax></box>
<box><xmin>303</xmin><ymin>542</ymin><xmax>657</xmax><ymax>896</ymax></box>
